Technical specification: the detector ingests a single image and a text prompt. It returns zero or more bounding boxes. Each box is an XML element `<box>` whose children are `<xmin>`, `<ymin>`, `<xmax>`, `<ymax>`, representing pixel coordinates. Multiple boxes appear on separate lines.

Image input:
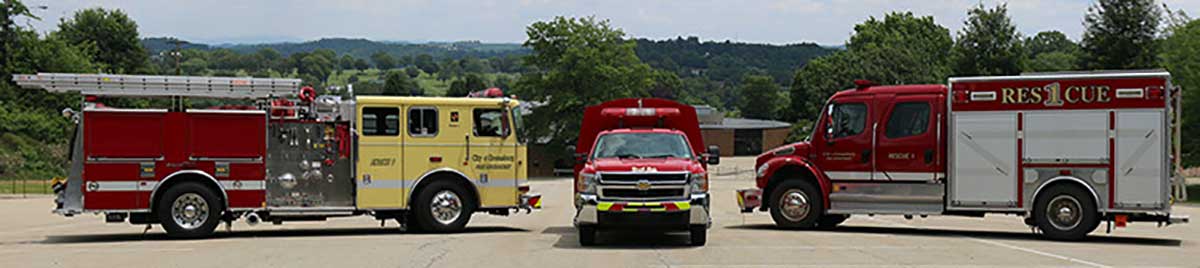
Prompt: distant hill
<box><xmin>143</xmin><ymin>37</ymin><xmax>529</xmax><ymax>60</ymax></box>
<box><xmin>635</xmin><ymin>37</ymin><xmax>836</xmax><ymax>84</ymax></box>
<box><xmin>141</xmin><ymin>36</ymin><xmax>835</xmax><ymax>85</ymax></box>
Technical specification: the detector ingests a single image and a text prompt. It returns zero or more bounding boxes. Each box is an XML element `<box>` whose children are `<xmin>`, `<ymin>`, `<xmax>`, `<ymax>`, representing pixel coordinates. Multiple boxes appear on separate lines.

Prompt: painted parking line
<box><xmin>863</xmin><ymin>217</ymin><xmax>1111</xmax><ymax>268</ymax></box>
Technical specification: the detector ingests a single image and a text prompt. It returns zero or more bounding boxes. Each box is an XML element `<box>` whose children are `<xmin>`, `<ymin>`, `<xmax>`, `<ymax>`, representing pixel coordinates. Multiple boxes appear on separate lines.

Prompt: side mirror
<box><xmin>567</xmin><ymin>145</ymin><xmax>587</xmax><ymax>164</ymax></box>
<box><xmin>705</xmin><ymin>145</ymin><xmax>720</xmax><ymax>165</ymax></box>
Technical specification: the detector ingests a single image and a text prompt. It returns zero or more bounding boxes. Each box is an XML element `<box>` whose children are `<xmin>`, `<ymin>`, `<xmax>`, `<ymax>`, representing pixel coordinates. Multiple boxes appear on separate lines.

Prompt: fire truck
<box><xmin>737</xmin><ymin>71</ymin><xmax>1188</xmax><ymax>240</ymax></box>
<box><xmin>572</xmin><ymin>98</ymin><xmax>719</xmax><ymax>246</ymax></box>
<box><xmin>13</xmin><ymin>73</ymin><xmax>540</xmax><ymax>238</ymax></box>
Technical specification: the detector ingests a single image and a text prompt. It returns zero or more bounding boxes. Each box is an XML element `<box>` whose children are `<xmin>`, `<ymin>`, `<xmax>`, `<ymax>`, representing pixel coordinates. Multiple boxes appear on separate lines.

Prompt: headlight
<box><xmin>577</xmin><ymin>172</ymin><xmax>598</xmax><ymax>194</ymax></box>
<box><xmin>689</xmin><ymin>172</ymin><xmax>708</xmax><ymax>193</ymax></box>
<box><xmin>756</xmin><ymin>163</ymin><xmax>770</xmax><ymax>178</ymax></box>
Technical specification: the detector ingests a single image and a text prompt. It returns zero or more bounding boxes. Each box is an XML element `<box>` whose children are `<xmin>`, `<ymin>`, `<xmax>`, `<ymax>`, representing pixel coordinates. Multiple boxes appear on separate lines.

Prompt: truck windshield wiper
<box><xmin>616</xmin><ymin>154</ymin><xmax>643</xmax><ymax>159</ymax></box>
<box><xmin>643</xmin><ymin>154</ymin><xmax>677</xmax><ymax>158</ymax></box>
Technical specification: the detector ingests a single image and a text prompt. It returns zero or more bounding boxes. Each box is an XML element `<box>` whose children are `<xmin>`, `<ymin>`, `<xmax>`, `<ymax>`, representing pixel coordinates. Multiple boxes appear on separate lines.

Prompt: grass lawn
<box><xmin>0</xmin><ymin>180</ymin><xmax>55</xmax><ymax>195</ymax></box>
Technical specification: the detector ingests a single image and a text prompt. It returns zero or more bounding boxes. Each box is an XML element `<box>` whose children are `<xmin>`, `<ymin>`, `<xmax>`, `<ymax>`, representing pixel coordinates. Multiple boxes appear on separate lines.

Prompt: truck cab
<box><xmin>573</xmin><ymin>98</ymin><xmax>718</xmax><ymax>246</ymax></box>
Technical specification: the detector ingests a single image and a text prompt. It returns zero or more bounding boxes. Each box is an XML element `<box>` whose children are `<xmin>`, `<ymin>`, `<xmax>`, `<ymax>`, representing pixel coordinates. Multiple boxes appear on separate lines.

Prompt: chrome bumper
<box><xmin>1169</xmin><ymin>214</ymin><xmax>1189</xmax><ymax>225</ymax></box>
<box><xmin>574</xmin><ymin>193</ymin><xmax>710</xmax><ymax>227</ymax></box>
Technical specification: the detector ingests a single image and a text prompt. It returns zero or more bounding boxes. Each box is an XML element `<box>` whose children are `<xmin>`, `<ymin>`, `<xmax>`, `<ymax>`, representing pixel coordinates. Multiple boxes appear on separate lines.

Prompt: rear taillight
<box><xmin>1147</xmin><ymin>86</ymin><xmax>1165</xmax><ymax>100</ymax></box>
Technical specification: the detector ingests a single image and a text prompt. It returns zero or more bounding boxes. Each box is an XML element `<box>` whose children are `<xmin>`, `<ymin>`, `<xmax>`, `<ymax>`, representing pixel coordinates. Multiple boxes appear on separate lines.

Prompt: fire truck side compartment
<box><xmin>80</xmin><ymin>109</ymin><xmax>267</xmax><ymax>211</ymax></box>
<box><xmin>265</xmin><ymin>121</ymin><xmax>355</xmax><ymax>208</ymax></box>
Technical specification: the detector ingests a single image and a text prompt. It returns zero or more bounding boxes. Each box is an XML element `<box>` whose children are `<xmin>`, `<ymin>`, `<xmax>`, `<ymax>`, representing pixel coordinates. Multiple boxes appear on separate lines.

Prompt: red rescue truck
<box><xmin>738</xmin><ymin>71</ymin><xmax>1188</xmax><ymax>240</ymax></box>
<box><xmin>573</xmin><ymin>98</ymin><xmax>719</xmax><ymax>246</ymax></box>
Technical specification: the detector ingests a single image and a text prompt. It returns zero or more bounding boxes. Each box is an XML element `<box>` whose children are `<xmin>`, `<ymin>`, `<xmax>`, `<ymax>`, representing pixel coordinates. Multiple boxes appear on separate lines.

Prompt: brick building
<box><xmin>695</xmin><ymin>106</ymin><xmax>792</xmax><ymax>156</ymax></box>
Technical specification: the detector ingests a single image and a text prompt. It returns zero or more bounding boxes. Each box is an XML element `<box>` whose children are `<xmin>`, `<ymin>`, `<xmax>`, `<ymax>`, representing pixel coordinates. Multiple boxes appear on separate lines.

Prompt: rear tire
<box><xmin>1034</xmin><ymin>184</ymin><xmax>1100</xmax><ymax>241</ymax></box>
<box><xmin>412</xmin><ymin>180</ymin><xmax>475</xmax><ymax>232</ymax></box>
<box><xmin>157</xmin><ymin>182</ymin><xmax>223</xmax><ymax>238</ymax></box>
<box><xmin>578</xmin><ymin>226</ymin><xmax>597</xmax><ymax>246</ymax></box>
<box><xmin>769</xmin><ymin>180</ymin><xmax>823</xmax><ymax>228</ymax></box>
<box><xmin>689</xmin><ymin>225</ymin><xmax>707</xmax><ymax>246</ymax></box>
<box><xmin>816</xmin><ymin>214</ymin><xmax>848</xmax><ymax>229</ymax></box>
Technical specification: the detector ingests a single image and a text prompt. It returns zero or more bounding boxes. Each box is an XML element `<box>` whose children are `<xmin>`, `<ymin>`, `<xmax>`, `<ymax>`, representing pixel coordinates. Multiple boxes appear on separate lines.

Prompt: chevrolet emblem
<box><xmin>636</xmin><ymin>180</ymin><xmax>652</xmax><ymax>191</ymax></box>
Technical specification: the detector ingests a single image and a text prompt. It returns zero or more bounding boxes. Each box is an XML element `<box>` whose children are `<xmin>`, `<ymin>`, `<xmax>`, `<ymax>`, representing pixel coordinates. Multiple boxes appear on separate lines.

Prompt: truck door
<box><xmin>873</xmin><ymin>94</ymin><xmax>943</xmax><ymax>181</ymax></box>
<box><xmin>814</xmin><ymin>95</ymin><xmax>875</xmax><ymax>181</ymax></box>
<box><xmin>356</xmin><ymin>106</ymin><xmax>405</xmax><ymax>209</ymax></box>
<box><xmin>468</xmin><ymin>106</ymin><xmax>518</xmax><ymax>207</ymax></box>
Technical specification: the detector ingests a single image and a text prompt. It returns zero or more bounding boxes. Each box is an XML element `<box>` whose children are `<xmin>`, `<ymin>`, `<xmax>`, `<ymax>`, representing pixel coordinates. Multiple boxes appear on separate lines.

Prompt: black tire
<box><xmin>156</xmin><ymin>182</ymin><xmax>223</xmax><ymax>238</ymax></box>
<box><xmin>816</xmin><ymin>214</ymin><xmax>848</xmax><ymax>229</ymax></box>
<box><xmin>578</xmin><ymin>226</ymin><xmax>597</xmax><ymax>246</ymax></box>
<box><xmin>689</xmin><ymin>225</ymin><xmax>707</xmax><ymax>246</ymax></box>
<box><xmin>411</xmin><ymin>180</ymin><xmax>475</xmax><ymax>232</ymax></box>
<box><xmin>769</xmin><ymin>180</ymin><xmax>824</xmax><ymax>228</ymax></box>
<box><xmin>1034</xmin><ymin>184</ymin><xmax>1100</xmax><ymax>241</ymax></box>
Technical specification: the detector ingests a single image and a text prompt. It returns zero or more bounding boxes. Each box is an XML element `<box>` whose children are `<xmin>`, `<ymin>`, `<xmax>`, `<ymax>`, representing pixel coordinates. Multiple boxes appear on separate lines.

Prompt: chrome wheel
<box><xmin>778</xmin><ymin>189</ymin><xmax>811</xmax><ymax>222</ymax></box>
<box><xmin>171</xmin><ymin>193</ymin><xmax>209</xmax><ymax>230</ymax></box>
<box><xmin>1045</xmin><ymin>195</ymin><xmax>1082</xmax><ymax>231</ymax></box>
<box><xmin>430</xmin><ymin>190</ymin><xmax>463</xmax><ymax>225</ymax></box>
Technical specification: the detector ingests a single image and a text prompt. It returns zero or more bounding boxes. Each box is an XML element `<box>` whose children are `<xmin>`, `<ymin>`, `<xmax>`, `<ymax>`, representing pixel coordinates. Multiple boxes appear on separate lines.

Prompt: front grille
<box><xmin>602</xmin><ymin>188</ymin><xmax>686</xmax><ymax>199</ymax></box>
<box><xmin>599</xmin><ymin>173</ymin><xmax>688</xmax><ymax>184</ymax></box>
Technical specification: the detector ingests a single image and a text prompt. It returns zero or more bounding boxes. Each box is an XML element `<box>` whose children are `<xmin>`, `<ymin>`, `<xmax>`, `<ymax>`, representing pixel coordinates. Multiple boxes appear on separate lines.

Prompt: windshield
<box><xmin>591</xmin><ymin>133</ymin><xmax>693</xmax><ymax>159</ymax></box>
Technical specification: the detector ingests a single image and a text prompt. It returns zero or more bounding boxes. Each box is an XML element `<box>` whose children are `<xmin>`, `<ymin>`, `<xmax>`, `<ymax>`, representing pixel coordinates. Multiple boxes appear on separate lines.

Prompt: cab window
<box><xmin>362</xmin><ymin>107</ymin><xmax>399</xmax><ymax>136</ymax></box>
<box><xmin>884</xmin><ymin>102</ymin><xmax>930</xmax><ymax>138</ymax></box>
<box><xmin>408</xmin><ymin>107</ymin><xmax>438</xmax><ymax>137</ymax></box>
<box><xmin>827</xmin><ymin>102</ymin><xmax>867</xmax><ymax>139</ymax></box>
<box><xmin>473</xmin><ymin>109</ymin><xmax>506</xmax><ymax>137</ymax></box>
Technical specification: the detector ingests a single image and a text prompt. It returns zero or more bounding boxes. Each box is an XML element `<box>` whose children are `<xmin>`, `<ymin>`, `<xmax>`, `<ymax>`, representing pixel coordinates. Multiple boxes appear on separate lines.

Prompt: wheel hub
<box><xmin>431</xmin><ymin>190</ymin><xmax>463</xmax><ymax>225</ymax></box>
<box><xmin>779</xmin><ymin>190</ymin><xmax>810</xmax><ymax>222</ymax></box>
<box><xmin>171</xmin><ymin>193</ymin><xmax>209</xmax><ymax>230</ymax></box>
<box><xmin>1046</xmin><ymin>195</ymin><xmax>1082</xmax><ymax>230</ymax></box>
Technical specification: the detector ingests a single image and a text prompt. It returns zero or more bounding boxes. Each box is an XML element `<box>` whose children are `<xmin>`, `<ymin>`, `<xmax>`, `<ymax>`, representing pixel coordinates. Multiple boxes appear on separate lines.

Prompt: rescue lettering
<box><xmin>1000</xmin><ymin>83</ymin><xmax>1112</xmax><ymax>106</ymax></box>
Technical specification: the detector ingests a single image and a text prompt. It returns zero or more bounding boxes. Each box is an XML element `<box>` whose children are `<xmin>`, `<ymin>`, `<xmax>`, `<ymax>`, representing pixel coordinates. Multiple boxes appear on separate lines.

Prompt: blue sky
<box><xmin>19</xmin><ymin>0</ymin><xmax>1199</xmax><ymax>45</ymax></box>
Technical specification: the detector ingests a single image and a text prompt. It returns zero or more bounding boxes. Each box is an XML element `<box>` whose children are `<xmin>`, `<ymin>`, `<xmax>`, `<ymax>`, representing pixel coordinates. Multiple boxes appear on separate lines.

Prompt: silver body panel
<box><xmin>948</xmin><ymin>111</ymin><xmax>1018</xmax><ymax>208</ymax></box>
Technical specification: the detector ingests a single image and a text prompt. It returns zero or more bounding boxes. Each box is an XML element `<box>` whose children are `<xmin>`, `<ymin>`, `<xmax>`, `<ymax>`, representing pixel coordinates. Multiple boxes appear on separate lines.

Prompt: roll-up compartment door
<box><xmin>1115</xmin><ymin>110</ymin><xmax>1165</xmax><ymax>209</ymax></box>
<box><xmin>950</xmin><ymin>112</ymin><xmax>1017</xmax><ymax>208</ymax></box>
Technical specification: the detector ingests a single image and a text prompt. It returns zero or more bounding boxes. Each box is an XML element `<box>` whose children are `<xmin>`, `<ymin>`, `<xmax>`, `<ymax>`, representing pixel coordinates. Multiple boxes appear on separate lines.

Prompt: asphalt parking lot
<box><xmin>1</xmin><ymin>157</ymin><xmax>1197</xmax><ymax>268</ymax></box>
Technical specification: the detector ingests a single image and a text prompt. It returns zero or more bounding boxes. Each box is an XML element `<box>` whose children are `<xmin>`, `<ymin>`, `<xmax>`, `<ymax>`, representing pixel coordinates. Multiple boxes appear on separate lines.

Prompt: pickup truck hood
<box><xmin>589</xmin><ymin>158</ymin><xmax>701</xmax><ymax>173</ymax></box>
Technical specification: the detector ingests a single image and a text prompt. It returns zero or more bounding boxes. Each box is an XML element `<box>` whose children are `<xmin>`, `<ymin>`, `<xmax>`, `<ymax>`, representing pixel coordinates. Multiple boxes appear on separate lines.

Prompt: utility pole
<box><xmin>170</xmin><ymin>39</ymin><xmax>183</xmax><ymax>75</ymax></box>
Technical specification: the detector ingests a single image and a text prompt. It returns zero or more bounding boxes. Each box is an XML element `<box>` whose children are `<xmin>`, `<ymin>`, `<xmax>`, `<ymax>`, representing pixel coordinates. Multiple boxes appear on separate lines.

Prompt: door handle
<box><xmin>924</xmin><ymin>149</ymin><xmax>935</xmax><ymax>164</ymax></box>
<box><xmin>861</xmin><ymin>150</ymin><xmax>871</xmax><ymax>163</ymax></box>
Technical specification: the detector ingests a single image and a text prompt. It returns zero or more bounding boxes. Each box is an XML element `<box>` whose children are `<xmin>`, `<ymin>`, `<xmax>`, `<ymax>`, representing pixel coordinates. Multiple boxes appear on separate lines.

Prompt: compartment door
<box><xmin>356</xmin><ymin>106</ymin><xmax>404</xmax><ymax>209</ymax></box>
<box><xmin>949</xmin><ymin>112</ymin><xmax>1017</xmax><ymax>208</ymax></box>
<box><xmin>1115</xmin><ymin>110</ymin><xmax>1166</xmax><ymax>209</ymax></box>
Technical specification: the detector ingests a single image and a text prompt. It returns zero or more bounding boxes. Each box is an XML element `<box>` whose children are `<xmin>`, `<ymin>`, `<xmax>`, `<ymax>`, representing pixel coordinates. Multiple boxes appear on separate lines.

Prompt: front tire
<box><xmin>157</xmin><ymin>182</ymin><xmax>223</xmax><ymax>238</ymax></box>
<box><xmin>578</xmin><ymin>226</ymin><xmax>597</xmax><ymax>246</ymax></box>
<box><xmin>1034</xmin><ymin>184</ymin><xmax>1100</xmax><ymax>240</ymax></box>
<box><xmin>769</xmin><ymin>180</ymin><xmax>823</xmax><ymax>228</ymax></box>
<box><xmin>412</xmin><ymin>180</ymin><xmax>475</xmax><ymax>232</ymax></box>
<box><xmin>689</xmin><ymin>225</ymin><xmax>707</xmax><ymax>246</ymax></box>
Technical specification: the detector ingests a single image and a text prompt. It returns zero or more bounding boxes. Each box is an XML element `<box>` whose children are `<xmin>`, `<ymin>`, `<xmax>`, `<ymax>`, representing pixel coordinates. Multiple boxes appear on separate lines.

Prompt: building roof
<box><xmin>700</xmin><ymin>117</ymin><xmax>791</xmax><ymax>130</ymax></box>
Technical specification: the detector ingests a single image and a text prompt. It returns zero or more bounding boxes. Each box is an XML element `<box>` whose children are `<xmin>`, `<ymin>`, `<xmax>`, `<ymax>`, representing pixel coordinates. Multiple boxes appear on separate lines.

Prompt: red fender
<box><xmin>759</xmin><ymin>156</ymin><xmax>832</xmax><ymax>209</ymax></box>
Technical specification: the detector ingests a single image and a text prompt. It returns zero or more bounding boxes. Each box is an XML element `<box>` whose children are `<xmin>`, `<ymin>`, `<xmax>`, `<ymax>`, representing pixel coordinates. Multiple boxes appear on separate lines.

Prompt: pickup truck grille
<box><xmin>601</xmin><ymin>188</ymin><xmax>686</xmax><ymax>199</ymax></box>
<box><xmin>598</xmin><ymin>173</ymin><xmax>688</xmax><ymax>184</ymax></box>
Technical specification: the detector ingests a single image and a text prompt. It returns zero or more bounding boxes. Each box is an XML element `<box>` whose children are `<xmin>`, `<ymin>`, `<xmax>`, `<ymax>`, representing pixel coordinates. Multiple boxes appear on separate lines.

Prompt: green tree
<box><xmin>353</xmin><ymin>58</ymin><xmax>370</xmax><ymax>70</ymax></box>
<box><xmin>514</xmin><ymin>16</ymin><xmax>655</xmax><ymax>148</ymax></box>
<box><xmin>1162</xmin><ymin>17</ymin><xmax>1200</xmax><ymax>165</ymax></box>
<box><xmin>790</xmin><ymin>12</ymin><xmax>952</xmax><ymax>121</ymax></box>
<box><xmin>415</xmin><ymin>54</ymin><xmax>439</xmax><ymax>74</ymax></box>
<box><xmin>1</xmin><ymin>0</ymin><xmax>36</xmax><ymax>80</ymax></box>
<box><xmin>738</xmin><ymin>74</ymin><xmax>786</xmax><ymax>120</ymax></box>
<box><xmin>648</xmin><ymin>69</ymin><xmax>682</xmax><ymax>99</ymax></box>
<box><xmin>339</xmin><ymin>54</ymin><xmax>355</xmax><ymax>70</ymax></box>
<box><xmin>382</xmin><ymin>70</ymin><xmax>422</xmax><ymax>96</ymax></box>
<box><xmin>447</xmin><ymin>79</ymin><xmax>468</xmax><ymax>97</ymax></box>
<box><xmin>371</xmin><ymin>52</ymin><xmax>396</xmax><ymax>70</ymax></box>
<box><xmin>54</xmin><ymin>8</ymin><xmax>147</xmax><ymax>73</ymax></box>
<box><xmin>1081</xmin><ymin>0</ymin><xmax>1161</xmax><ymax>70</ymax></box>
<box><xmin>404</xmin><ymin>67</ymin><xmax>421</xmax><ymax>78</ymax></box>
<box><xmin>952</xmin><ymin>4</ymin><xmax>1025</xmax><ymax>76</ymax></box>
<box><xmin>1024</xmin><ymin>31</ymin><xmax>1081</xmax><ymax>72</ymax></box>
<box><xmin>464</xmin><ymin>73</ymin><xmax>487</xmax><ymax>92</ymax></box>
<box><xmin>298</xmin><ymin>53</ymin><xmax>334</xmax><ymax>85</ymax></box>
